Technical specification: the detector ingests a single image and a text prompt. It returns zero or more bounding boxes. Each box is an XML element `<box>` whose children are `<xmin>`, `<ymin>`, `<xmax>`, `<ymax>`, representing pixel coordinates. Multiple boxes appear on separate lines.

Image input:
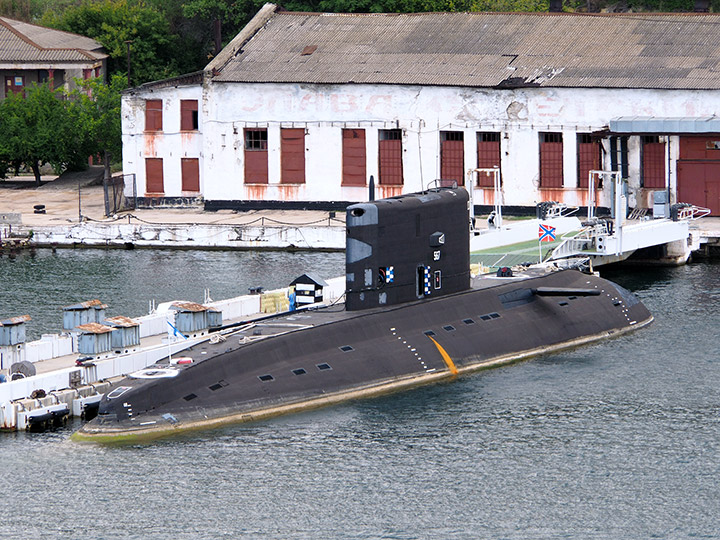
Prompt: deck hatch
<box><xmin>316</xmin><ymin>363</ymin><xmax>332</xmax><ymax>371</ymax></box>
<box><xmin>258</xmin><ymin>374</ymin><xmax>274</xmax><ymax>382</ymax></box>
<box><xmin>443</xmin><ymin>325</ymin><xmax>456</xmax><ymax>332</ymax></box>
<box><xmin>559</xmin><ymin>301</ymin><xmax>569</xmax><ymax>306</ymax></box>
<box><xmin>424</xmin><ymin>330</ymin><xmax>436</xmax><ymax>336</ymax></box>
<box><xmin>209</xmin><ymin>380</ymin><xmax>229</xmax><ymax>391</ymax></box>
<box><xmin>339</xmin><ymin>345</ymin><xmax>354</xmax><ymax>352</ymax></box>
<box><xmin>292</xmin><ymin>368</ymin><xmax>307</xmax><ymax>375</ymax></box>
<box><xmin>183</xmin><ymin>393</ymin><xmax>197</xmax><ymax>401</ymax></box>
<box><xmin>463</xmin><ymin>318</ymin><xmax>475</xmax><ymax>325</ymax></box>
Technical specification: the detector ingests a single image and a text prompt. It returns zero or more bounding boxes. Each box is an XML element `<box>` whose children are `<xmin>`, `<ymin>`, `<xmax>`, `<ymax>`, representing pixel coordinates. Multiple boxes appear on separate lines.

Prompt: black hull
<box><xmin>73</xmin><ymin>269</ymin><xmax>652</xmax><ymax>443</ymax></box>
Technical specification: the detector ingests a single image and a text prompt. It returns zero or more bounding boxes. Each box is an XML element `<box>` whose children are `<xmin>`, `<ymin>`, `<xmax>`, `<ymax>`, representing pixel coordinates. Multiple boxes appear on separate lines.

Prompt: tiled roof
<box><xmin>212</xmin><ymin>7</ymin><xmax>720</xmax><ymax>90</ymax></box>
<box><xmin>0</xmin><ymin>16</ymin><xmax>106</xmax><ymax>63</ymax></box>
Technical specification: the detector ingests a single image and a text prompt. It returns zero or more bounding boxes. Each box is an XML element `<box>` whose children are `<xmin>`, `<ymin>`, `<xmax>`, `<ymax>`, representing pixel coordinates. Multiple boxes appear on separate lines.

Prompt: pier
<box><xmin>0</xmin><ymin>275</ymin><xmax>345</xmax><ymax>431</ymax></box>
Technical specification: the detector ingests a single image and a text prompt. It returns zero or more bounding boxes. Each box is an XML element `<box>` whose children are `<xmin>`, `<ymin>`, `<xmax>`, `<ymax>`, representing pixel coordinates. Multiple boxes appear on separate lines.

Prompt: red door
<box><xmin>280</xmin><ymin>128</ymin><xmax>305</xmax><ymax>184</ymax></box>
<box><xmin>677</xmin><ymin>161</ymin><xmax>720</xmax><ymax>215</ymax></box>
<box><xmin>342</xmin><ymin>129</ymin><xmax>366</xmax><ymax>186</ymax></box>
<box><xmin>440</xmin><ymin>140</ymin><xmax>464</xmax><ymax>185</ymax></box>
<box><xmin>181</xmin><ymin>158</ymin><xmax>200</xmax><ymax>192</ymax></box>
<box><xmin>379</xmin><ymin>138</ymin><xmax>403</xmax><ymax>185</ymax></box>
<box><xmin>145</xmin><ymin>158</ymin><xmax>164</xmax><ymax>194</ymax></box>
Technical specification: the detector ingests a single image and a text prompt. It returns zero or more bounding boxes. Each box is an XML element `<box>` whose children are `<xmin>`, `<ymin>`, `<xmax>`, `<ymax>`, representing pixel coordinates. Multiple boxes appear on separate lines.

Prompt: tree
<box><xmin>73</xmin><ymin>74</ymin><xmax>127</xmax><ymax>187</ymax></box>
<box><xmin>0</xmin><ymin>83</ymin><xmax>84</xmax><ymax>185</ymax></box>
<box><xmin>181</xmin><ymin>0</ymin><xmax>263</xmax><ymax>57</ymax></box>
<box><xmin>40</xmin><ymin>0</ymin><xmax>185</xmax><ymax>85</ymax></box>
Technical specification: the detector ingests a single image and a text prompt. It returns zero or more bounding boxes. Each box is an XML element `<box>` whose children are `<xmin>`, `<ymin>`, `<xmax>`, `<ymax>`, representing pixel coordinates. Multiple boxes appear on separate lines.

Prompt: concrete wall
<box><xmin>122</xmin><ymin>84</ymin><xmax>203</xmax><ymax>198</ymax></box>
<box><xmin>123</xmin><ymin>81</ymin><xmax>720</xmax><ymax>208</ymax></box>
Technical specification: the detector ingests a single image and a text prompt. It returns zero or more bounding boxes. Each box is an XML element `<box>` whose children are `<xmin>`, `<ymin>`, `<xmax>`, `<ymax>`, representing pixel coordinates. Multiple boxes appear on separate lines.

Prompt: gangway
<box><xmin>548</xmin><ymin>171</ymin><xmax>709</xmax><ymax>265</ymax></box>
<box><xmin>467</xmin><ymin>169</ymin><xmax>709</xmax><ymax>268</ymax></box>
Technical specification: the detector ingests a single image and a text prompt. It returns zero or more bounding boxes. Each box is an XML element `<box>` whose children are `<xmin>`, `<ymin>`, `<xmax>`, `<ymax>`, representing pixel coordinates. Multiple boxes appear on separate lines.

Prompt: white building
<box><xmin>122</xmin><ymin>4</ymin><xmax>720</xmax><ymax>215</ymax></box>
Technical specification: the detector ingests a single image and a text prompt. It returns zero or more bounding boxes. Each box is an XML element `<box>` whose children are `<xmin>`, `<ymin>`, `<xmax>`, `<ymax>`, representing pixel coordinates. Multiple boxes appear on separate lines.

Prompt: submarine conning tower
<box><xmin>345</xmin><ymin>187</ymin><xmax>470</xmax><ymax>311</ymax></box>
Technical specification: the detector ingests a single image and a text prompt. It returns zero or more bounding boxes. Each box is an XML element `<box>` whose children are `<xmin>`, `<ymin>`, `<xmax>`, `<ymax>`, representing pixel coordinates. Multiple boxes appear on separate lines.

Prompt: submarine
<box><xmin>73</xmin><ymin>187</ymin><xmax>652</xmax><ymax>443</ymax></box>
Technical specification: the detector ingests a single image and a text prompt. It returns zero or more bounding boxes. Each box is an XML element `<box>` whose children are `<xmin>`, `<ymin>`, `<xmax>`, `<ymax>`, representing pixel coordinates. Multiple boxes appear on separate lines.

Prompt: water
<box><xmin>0</xmin><ymin>248</ymin><xmax>345</xmax><ymax>339</ymax></box>
<box><xmin>0</xmin><ymin>252</ymin><xmax>719</xmax><ymax>539</ymax></box>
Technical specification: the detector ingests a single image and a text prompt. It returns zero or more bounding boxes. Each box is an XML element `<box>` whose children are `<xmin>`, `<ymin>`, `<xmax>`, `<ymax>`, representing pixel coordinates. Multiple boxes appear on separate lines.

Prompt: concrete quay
<box><xmin>2</xmin><ymin>176</ymin><xmax>720</xmax><ymax>255</ymax></box>
<box><xmin>0</xmin><ymin>179</ymin><xmax>345</xmax><ymax>250</ymax></box>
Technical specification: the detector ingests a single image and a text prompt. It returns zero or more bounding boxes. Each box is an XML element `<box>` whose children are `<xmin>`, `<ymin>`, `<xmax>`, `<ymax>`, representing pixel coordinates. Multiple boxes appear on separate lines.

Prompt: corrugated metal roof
<box><xmin>213</xmin><ymin>9</ymin><xmax>720</xmax><ymax>90</ymax></box>
<box><xmin>75</xmin><ymin>323</ymin><xmax>114</xmax><ymax>334</ymax></box>
<box><xmin>610</xmin><ymin>116</ymin><xmax>720</xmax><ymax>133</ymax></box>
<box><xmin>63</xmin><ymin>299</ymin><xmax>106</xmax><ymax>311</ymax></box>
<box><xmin>105</xmin><ymin>316</ymin><xmax>139</xmax><ymax>328</ymax></box>
<box><xmin>171</xmin><ymin>301</ymin><xmax>208</xmax><ymax>312</ymax></box>
<box><xmin>0</xmin><ymin>314</ymin><xmax>31</xmax><ymax>326</ymax></box>
<box><xmin>0</xmin><ymin>16</ymin><xmax>106</xmax><ymax>64</ymax></box>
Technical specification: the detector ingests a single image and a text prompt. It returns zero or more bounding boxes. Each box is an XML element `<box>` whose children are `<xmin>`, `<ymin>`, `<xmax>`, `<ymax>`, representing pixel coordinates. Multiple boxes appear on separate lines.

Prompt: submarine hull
<box><xmin>74</xmin><ymin>268</ymin><xmax>652</xmax><ymax>443</ymax></box>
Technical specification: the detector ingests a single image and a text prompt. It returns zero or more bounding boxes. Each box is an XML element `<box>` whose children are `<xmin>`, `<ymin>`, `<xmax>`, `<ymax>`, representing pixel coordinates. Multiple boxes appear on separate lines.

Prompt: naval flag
<box><xmin>538</xmin><ymin>223</ymin><xmax>557</xmax><ymax>242</ymax></box>
<box><xmin>167</xmin><ymin>320</ymin><xmax>188</xmax><ymax>341</ymax></box>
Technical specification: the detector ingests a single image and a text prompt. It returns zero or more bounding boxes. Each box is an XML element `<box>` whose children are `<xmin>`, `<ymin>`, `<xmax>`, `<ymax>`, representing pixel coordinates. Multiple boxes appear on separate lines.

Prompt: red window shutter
<box><xmin>342</xmin><ymin>129</ymin><xmax>367</xmax><ymax>186</ymax></box>
<box><xmin>145</xmin><ymin>158</ymin><xmax>164</xmax><ymax>193</ymax></box>
<box><xmin>477</xmin><ymin>141</ymin><xmax>501</xmax><ymax>187</ymax></box>
<box><xmin>577</xmin><ymin>139</ymin><xmax>600</xmax><ymax>188</ymax></box>
<box><xmin>540</xmin><ymin>135</ymin><xmax>563</xmax><ymax>188</ymax></box>
<box><xmin>440</xmin><ymin>140</ymin><xmax>464</xmax><ymax>185</ymax></box>
<box><xmin>145</xmin><ymin>99</ymin><xmax>162</xmax><ymax>132</ymax></box>
<box><xmin>643</xmin><ymin>141</ymin><xmax>666</xmax><ymax>189</ymax></box>
<box><xmin>379</xmin><ymin>139</ymin><xmax>403</xmax><ymax>185</ymax></box>
<box><xmin>244</xmin><ymin>129</ymin><xmax>268</xmax><ymax>184</ymax></box>
<box><xmin>181</xmin><ymin>158</ymin><xmax>200</xmax><ymax>192</ymax></box>
<box><xmin>281</xmin><ymin>128</ymin><xmax>306</xmax><ymax>184</ymax></box>
<box><xmin>180</xmin><ymin>100</ymin><xmax>198</xmax><ymax>131</ymax></box>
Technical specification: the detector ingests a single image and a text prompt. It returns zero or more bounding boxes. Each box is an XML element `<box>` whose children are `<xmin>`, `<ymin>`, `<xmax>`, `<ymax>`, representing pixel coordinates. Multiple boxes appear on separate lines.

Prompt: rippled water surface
<box><xmin>0</xmin><ymin>252</ymin><xmax>718</xmax><ymax>539</ymax></box>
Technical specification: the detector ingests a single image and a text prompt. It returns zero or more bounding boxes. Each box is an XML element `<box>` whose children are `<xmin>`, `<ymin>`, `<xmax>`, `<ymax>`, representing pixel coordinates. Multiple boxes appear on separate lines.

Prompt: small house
<box><xmin>75</xmin><ymin>323</ymin><xmax>114</xmax><ymax>355</ymax></box>
<box><xmin>63</xmin><ymin>300</ymin><xmax>107</xmax><ymax>331</ymax></box>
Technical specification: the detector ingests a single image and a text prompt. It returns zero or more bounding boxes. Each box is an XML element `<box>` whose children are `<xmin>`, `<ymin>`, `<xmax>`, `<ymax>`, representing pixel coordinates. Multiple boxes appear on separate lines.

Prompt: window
<box><xmin>244</xmin><ymin>128</ymin><xmax>268</xmax><ymax>184</ymax></box>
<box><xmin>281</xmin><ymin>128</ymin><xmax>306</xmax><ymax>184</ymax></box>
<box><xmin>379</xmin><ymin>129</ymin><xmax>403</xmax><ymax>185</ymax></box>
<box><xmin>145</xmin><ymin>99</ymin><xmax>162</xmax><ymax>132</ymax></box>
<box><xmin>181</xmin><ymin>158</ymin><xmax>200</xmax><ymax>192</ymax></box>
<box><xmin>642</xmin><ymin>136</ymin><xmax>666</xmax><ymax>189</ymax></box>
<box><xmin>577</xmin><ymin>134</ymin><xmax>601</xmax><ymax>189</ymax></box>
<box><xmin>540</xmin><ymin>132</ymin><xmax>563</xmax><ymax>188</ymax></box>
<box><xmin>145</xmin><ymin>158</ymin><xmax>164</xmax><ymax>194</ymax></box>
<box><xmin>4</xmin><ymin>75</ymin><xmax>24</xmax><ymax>97</ymax></box>
<box><xmin>180</xmin><ymin>100</ymin><xmax>199</xmax><ymax>131</ymax></box>
<box><xmin>342</xmin><ymin>129</ymin><xmax>366</xmax><ymax>186</ymax></box>
<box><xmin>258</xmin><ymin>374</ymin><xmax>274</xmax><ymax>382</ymax></box>
<box><xmin>440</xmin><ymin>131</ymin><xmax>464</xmax><ymax>186</ymax></box>
<box><xmin>292</xmin><ymin>368</ymin><xmax>307</xmax><ymax>375</ymax></box>
<box><xmin>477</xmin><ymin>132</ymin><xmax>501</xmax><ymax>187</ymax></box>
<box><xmin>316</xmin><ymin>363</ymin><xmax>332</xmax><ymax>371</ymax></box>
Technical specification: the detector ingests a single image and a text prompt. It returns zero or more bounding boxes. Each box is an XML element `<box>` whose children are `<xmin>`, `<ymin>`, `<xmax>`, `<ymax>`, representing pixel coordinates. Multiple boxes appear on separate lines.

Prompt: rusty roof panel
<box><xmin>75</xmin><ymin>323</ymin><xmax>114</xmax><ymax>334</ymax></box>
<box><xmin>105</xmin><ymin>316</ymin><xmax>139</xmax><ymax>328</ymax></box>
<box><xmin>171</xmin><ymin>301</ymin><xmax>208</xmax><ymax>312</ymax></box>
<box><xmin>63</xmin><ymin>299</ymin><xmax>106</xmax><ymax>311</ymax></box>
<box><xmin>0</xmin><ymin>314</ymin><xmax>31</xmax><ymax>326</ymax></box>
<box><xmin>213</xmin><ymin>10</ymin><xmax>720</xmax><ymax>90</ymax></box>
